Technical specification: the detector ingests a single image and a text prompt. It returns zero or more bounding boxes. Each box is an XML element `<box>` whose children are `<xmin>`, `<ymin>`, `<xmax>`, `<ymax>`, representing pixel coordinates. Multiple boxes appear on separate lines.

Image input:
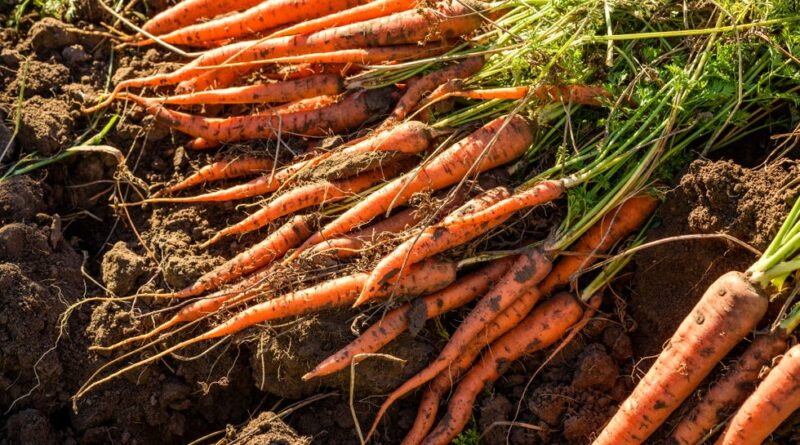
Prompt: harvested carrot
<box><xmin>303</xmin><ymin>258</ymin><xmax>514</xmax><ymax>380</ymax></box>
<box><xmin>291</xmin><ymin>114</ymin><xmax>534</xmax><ymax>260</ymax></box>
<box><xmin>593</xmin><ymin>272</ymin><xmax>769</xmax><ymax>445</ymax></box>
<box><xmin>266</xmin><ymin>63</ymin><xmax>352</xmax><ymax>81</ymax></box>
<box><xmin>267</xmin><ymin>0</ymin><xmax>419</xmax><ymax>38</ymax></box>
<box><xmin>122</xmin><ymin>87</ymin><xmax>397</xmax><ymax>142</ymax></box>
<box><xmin>140</xmin><ymin>0</ymin><xmax>265</xmax><ymax>36</ymax></box>
<box><xmin>155</xmin><ymin>157</ymin><xmax>274</xmax><ymax>197</ymax></box>
<box><xmin>716</xmin><ymin>343</ymin><xmax>800</xmax><ymax>445</ymax></box>
<box><xmin>202</xmin><ymin>160</ymin><xmax>412</xmax><ymax>246</ymax></box>
<box><xmin>420</xmin><ymin>292</ymin><xmax>585</xmax><ymax>445</ymax></box>
<box><xmin>670</xmin><ymin>331</ymin><xmax>789</xmax><ymax>445</ymax></box>
<box><xmin>187</xmin><ymin>137</ymin><xmax>220</xmax><ymax>150</ymax></box>
<box><xmin>422</xmin><ymin>84</ymin><xmax>613</xmax><ymax>108</ymax></box>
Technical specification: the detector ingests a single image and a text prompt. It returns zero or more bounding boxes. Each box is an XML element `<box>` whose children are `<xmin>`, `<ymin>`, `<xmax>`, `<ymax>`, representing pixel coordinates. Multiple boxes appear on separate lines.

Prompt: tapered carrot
<box><xmin>290</xmin><ymin>114</ymin><xmax>534</xmax><ymax>260</ymax></box>
<box><xmin>420</xmin><ymin>292</ymin><xmax>585</xmax><ymax>445</ymax></box>
<box><xmin>155</xmin><ymin>157</ymin><xmax>274</xmax><ymax>197</ymax></box>
<box><xmin>85</xmin><ymin>0</ymin><xmax>489</xmax><ymax>112</ymax></box>
<box><xmin>670</xmin><ymin>331</ymin><xmax>789</xmax><ymax>445</ymax></box>
<box><xmin>122</xmin><ymin>87</ymin><xmax>397</xmax><ymax>142</ymax></box>
<box><xmin>139</xmin><ymin>0</ymin><xmax>370</xmax><ymax>47</ymax></box>
<box><xmin>267</xmin><ymin>0</ymin><xmax>419</xmax><ymax>38</ymax></box>
<box><xmin>593</xmin><ymin>272</ymin><xmax>769</xmax><ymax>445</ymax></box>
<box><xmin>365</xmin><ymin>247</ymin><xmax>552</xmax><ymax>440</ymax></box>
<box><xmin>74</xmin><ymin>258</ymin><xmax>457</xmax><ymax>401</ymax></box>
<box><xmin>716</xmin><ymin>343</ymin><xmax>800</xmax><ymax>445</ymax></box>
<box><xmin>140</xmin><ymin>0</ymin><xmax>265</xmax><ymax>36</ymax></box>
<box><xmin>303</xmin><ymin>258</ymin><xmax>514</xmax><ymax>380</ymax></box>
<box><xmin>266</xmin><ymin>63</ymin><xmax>351</xmax><ymax>81</ymax></box>
<box><xmin>420</xmin><ymin>84</ymin><xmax>613</xmax><ymax>109</ymax></box>
<box><xmin>202</xmin><ymin>160</ymin><xmax>412</xmax><ymax>246</ymax></box>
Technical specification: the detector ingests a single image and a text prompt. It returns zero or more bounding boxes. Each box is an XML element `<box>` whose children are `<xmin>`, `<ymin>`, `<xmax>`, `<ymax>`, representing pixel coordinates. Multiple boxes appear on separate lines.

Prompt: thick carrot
<box><xmin>155</xmin><ymin>157</ymin><xmax>274</xmax><ymax>197</ymax></box>
<box><xmin>267</xmin><ymin>0</ymin><xmax>419</xmax><ymax>38</ymax></box>
<box><xmin>420</xmin><ymin>292</ymin><xmax>585</xmax><ymax>445</ymax></box>
<box><xmin>716</xmin><ymin>343</ymin><xmax>800</xmax><ymax>445</ymax></box>
<box><xmin>355</xmin><ymin>186</ymin><xmax>513</xmax><ymax>305</ymax></box>
<box><xmin>140</xmin><ymin>0</ymin><xmax>265</xmax><ymax>36</ymax></box>
<box><xmin>202</xmin><ymin>160</ymin><xmax>412</xmax><ymax>246</ymax></box>
<box><xmin>303</xmin><ymin>258</ymin><xmax>514</xmax><ymax>380</ymax></box>
<box><xmin>123</xmin><ymin>87</ymin><xmax>397</xmax><ymax>142</ymax></box>
<box><xmin>365</xmin><ymin>247</ymin><xmax>552</xmax><ymax>439</ymax></box>
<box><xmin>291</xmin><ymin>114</ymin><xmax>534</xmax><ymax>260</ymax></box>
<box><xmin>670</xmin><ymin>331</ymin><xmax>789</xmax><ymax>445</ymax></box>
<box><xmin>593</xmin><ymin>272</ymin><xmax>769</xmax><ymax>445</ymax></box>
<box><xmin>85</xmin><ymin>0</ymin><xmax>488</xmax><ymax>111</ymax></box>
<box><xmin>152</xmin><ymin>75</ymin><xmax>343</xmax><ymax>106</ymax></box>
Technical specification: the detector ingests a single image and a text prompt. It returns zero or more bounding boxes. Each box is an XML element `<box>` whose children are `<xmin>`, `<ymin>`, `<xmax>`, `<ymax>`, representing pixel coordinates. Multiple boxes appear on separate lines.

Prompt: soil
<box><xmin>1</xmin><ymin>4</ymin><xmax>800</xmax><ymax>445</ymax></box>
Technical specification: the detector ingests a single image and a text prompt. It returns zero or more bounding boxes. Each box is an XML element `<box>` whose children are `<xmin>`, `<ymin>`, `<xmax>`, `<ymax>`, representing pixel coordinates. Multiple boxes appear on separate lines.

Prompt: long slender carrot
<box><xmin>420</xmin><ymin>292</ymin><xmax>586</xmax><ymax>445</ymax></box>
<box><xmin>593</xmin><ymin>272</ymin><xmax>769</xmax><ymax>445</ymax></box>
<box><xmin>85</xmin><ymin>0</ymin><xmax>489</xmax><ymax>112</ymax></box>
<box><xmin>267</xmin><ymin>0</ymin><xmax>419</xmax><ymax>38</ymax></box>
<box><xmin>420</xmin><ymin>84</ymin><xmax>613</xmax><ymax>109</ymax></box>
<box><xmin>290</xmin><ymin>114</ymin><xmax>534</xmax><ymax>260</ymax></box>
<box><xmin>716</xmin><ymin>343</ymin><xmax>800</xmax><ymax>445</ymax></box>
<box><xmin>155</xmin><ymin>157</ymin><xmax>274</xmax><ymax>197</ymax></box>
<box><xmin>266</xmin><ymin>63</ymin><xmax>352</xmax><ymax>81</ymax></box>
<box><xmin>140</xmin><ymin>0</ymin><xmax>265</xmax><ymax>36</ymax></box>
<box><xmin>202</xmin><ymin>159</ymin><xmax>412</xmax><ymax>246</ymax></box>
<box><xmin>303</xmin><ymin>258</ymin><xmax>514</xmax><ymax>380</ymax></box>
<box><xmin>669</xmin><ymin>331</ymin><xmax>789</xmax><ymax>445</ymax></box>
<box><xmin>122</xmin><ymin>87</ymin><xmax>397</xmax><ymax>142</ymax></box>
<box><xmin>365</xmin><ymin>247</ymin><xmax>553</xmax><ymax>439</ymax></box>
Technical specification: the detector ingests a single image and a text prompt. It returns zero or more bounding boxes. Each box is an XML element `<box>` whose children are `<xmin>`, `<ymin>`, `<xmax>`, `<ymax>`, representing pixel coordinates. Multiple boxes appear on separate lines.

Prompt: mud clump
<box><xmin>101</xmin><ymin>241</ymin><xmax>148</xmax><ymax>295</ymax></box>
<box><xmin>218</xmin><ymin>412</ymin><xmax>310</xmax><ymax>445</ymax></box>
<box><xmin>18</xmin><ymin>96</ymin><xmax>77</xmax><ymax>156</ymax></box>
<box><xmin>0</xmin><ymin>176</ymin><xmax>46</xmax><ymax>223</ymax></box>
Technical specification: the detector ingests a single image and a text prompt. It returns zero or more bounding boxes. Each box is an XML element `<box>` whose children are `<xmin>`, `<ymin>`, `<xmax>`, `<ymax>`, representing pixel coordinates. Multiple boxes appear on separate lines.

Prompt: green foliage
<box><xmin>452</xmin><ymin>418</ymin><xmax>481</xmax><ymax>445</ymax></box>
<box><xmin>5</xmin><ymin>0</ymin><xmax>77</xmax><ymax>27</ymax></box>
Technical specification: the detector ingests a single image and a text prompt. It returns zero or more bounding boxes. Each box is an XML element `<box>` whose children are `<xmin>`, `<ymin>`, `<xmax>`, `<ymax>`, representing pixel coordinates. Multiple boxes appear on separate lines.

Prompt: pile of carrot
<box><xmin>75</xmin><ymin>0</ymin><xmax>800</xmax><ymax>443</ymax></box>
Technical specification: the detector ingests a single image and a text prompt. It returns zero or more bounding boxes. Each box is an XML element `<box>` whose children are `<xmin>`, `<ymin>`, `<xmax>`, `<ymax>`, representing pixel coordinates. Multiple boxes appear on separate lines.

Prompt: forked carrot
<box><xmin>716</xmin><ymin>343</ymin><xmax>800</xmax><ymax>445</ymax></box>
<box><xmin>267</xmin><ymin>0</ymin><xmax>419</xmax><ymax>38</ymax></box>
<box><xmin>155</xmin><ymin>157</ymin><xmax>274</xmax><ymax>197</ymax></box>
<box><xmin>140</xmin><ymin>0</ymin><xmax>265</xmax><ymax>36</ymax></box>
<box><xmin>202</xmin><ymin>160</ymin><xmax>412</xmax><ymax>246</ymax></box>
<box><xmin>290</xmin><ymin>114</ymin><xmax>535</xmax><ymax>261</ymax></box>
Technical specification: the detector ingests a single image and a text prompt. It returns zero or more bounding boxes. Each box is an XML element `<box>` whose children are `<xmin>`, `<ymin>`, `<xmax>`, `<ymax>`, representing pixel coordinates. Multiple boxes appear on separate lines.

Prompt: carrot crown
<box><xmin>748</xmin><ymin>195</ymin><xmax>800</xmax><ymax>289</ymax></box>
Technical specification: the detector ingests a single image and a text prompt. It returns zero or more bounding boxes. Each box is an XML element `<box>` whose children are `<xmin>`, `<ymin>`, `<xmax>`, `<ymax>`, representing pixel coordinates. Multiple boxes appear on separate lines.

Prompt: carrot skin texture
<box><xmin>593</xmin><ymin>271</ymin><xmax>768</xmax><ymax>445</ymax></box>
<box><xmin>155</xmin><ymin>75</ymin><xmax>344</xmax><ymax>106</ymax></box>
<box><xmin>268</xmin><ymin>0</ymin><xmax>419</xmax><ymax>38</ymax></box>
<box><xmin>716</xmin><ymin>343</ymin><xmax>800</xmax><ymax>445</ymax></box>
<box><xmin>141</xmin><ymin>0</ymin><xmax>264</xmax><ymax>36</ymax></box>
<box><xmin>157</xmin><ymin>157</ymin><xmax>274</xmax><ymax>196</ymax></box>
<box><xmin>670</xmin><ymin>332</ymin><xmax>789</xmax><ymax>445</ymax></box>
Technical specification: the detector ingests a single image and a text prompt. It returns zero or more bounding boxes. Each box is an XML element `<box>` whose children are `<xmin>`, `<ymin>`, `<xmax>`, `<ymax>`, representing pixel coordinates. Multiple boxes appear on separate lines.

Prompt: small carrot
<box><xmin>140</xmin><ymin>0</ymin><xmax>265</xmax><ymax>36</ymax></box>
<box><xmin>267</xmin><ymin>0</ymin><xmax>419</xmax><ymax>38</ymax></box>
<box><xmin>716</xmin><ymin>343</ymin><xmax>800</xmax><ymax>445</ymax></box>
<box><xmin>420</xmin><ymin>292</ymin><xmax>586</xmax><ymax>445</ymax></box>
<box><xmin>186</xmin><ymin>137</ymin><xmax>220</xmax><ymax>151</ymax></box>
<box><xmin>155</xmin><ymin>157</ymin><xmax>274</xmax><ymax>197</ymax></box>
<box><xmin>593</xmin><ymin>272</ymin><xmax>769</xmax><ymax>445</ymax></box>
<box><xmin>202</xmin><ymin>159</ymin><xmax>412</xmax><ymax>247</ymax></box>
<box><xmin>291</xmin><ymin>114</ymin><xmax>534</xmax><ymax>260</ymax></box>
<box><xmin>669</xmin><ymin>331</ymin><xmax>790</xmax><ymax>445</ymax></box>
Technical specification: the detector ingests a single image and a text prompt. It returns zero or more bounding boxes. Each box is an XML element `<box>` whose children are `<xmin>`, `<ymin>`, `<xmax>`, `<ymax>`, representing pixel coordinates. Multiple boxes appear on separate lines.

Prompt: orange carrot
<box><xmin>365</xmin><ymin>247</ymin><xmax>553</xmax><ymax>439</ymax></box>
<box><xmin>186</xmin><ymin>137</ymin><xmax>220</xmax><ymax>150</ymax></box>
<box><xmin>140</xmin><ymin>0</ymin><xmax>265</xmax><ymax>36</ymax></box>
<box><xmin>202</xmin><ymin>160</ymin><xmax>412</xmax><ymax>246</ymax></box>
<box><xmin>716</xmin><ymin>343</ymin><xmax>800</xmax><ymax>445</ymax></box>
<box><xmin>420</xmin><ymin>292</ymin><xmax>585</xmax><ymax>445</ymax></box>
<box><xmin>267</xmin><ymin>0</ymin><xmax>419</xmax><ymax>38</ymax></box>
<box><xmin>291</xmin><ymin>114</ymin><xmax>534</xmax><ymax>260</ymax></box>
<box><xmin>153</xmin><ymin>75</ymin><xmax>343</xmax><ymax>106</ymax></box>
<box><xmin>303</xmin><ymin>258</ymin><xmax>514</xmax><ymax>380</ymax></box>
<box><xmin>266</xmin><ymin>63</ymin><xmax>352</xmax><ymax>81</ymax></box>
<box><xmin>670</xmin><ymin>331</ymin><xmax>789</xmax><ymax>445</ymax></box>
<box><xmin>593</xmin><ymin>272</ymin><xmax>769</xmax><ymax>445</ymax></box>
<box><xmin>122</xmin><ymin>87</ymin><xmax>397</xmax><ymax>142</ymax></box>
<box><xmin>423</xmin><ymin>85</ymin><xmax>613</xmax><ymax>107</ymax></box>
<box><xmin>155</xmin><ymin>157</ymin><xmax>274</xmax><ymax>197</ymax></box>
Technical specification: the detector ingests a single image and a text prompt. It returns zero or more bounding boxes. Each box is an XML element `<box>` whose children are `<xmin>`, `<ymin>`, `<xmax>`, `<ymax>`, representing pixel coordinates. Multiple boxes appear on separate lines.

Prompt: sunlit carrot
<box><xmin>267</xmin><ymin>0</ymin><xmax>419</xmax><ymax>38</ymax></box>
<box><xmin>155</xmin><ymin>157</ymin><xmax>274</xmax><ymax>197</ymax></box>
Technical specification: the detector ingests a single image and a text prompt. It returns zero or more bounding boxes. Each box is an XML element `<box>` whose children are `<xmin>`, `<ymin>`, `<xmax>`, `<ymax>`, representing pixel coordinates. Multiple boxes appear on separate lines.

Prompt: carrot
<box><xmin>303</xmin><ymin>258</ymin><xmax>514</xmax><ymax>380</ymax></box>
<box><xmin>122</xmin><ymin>87</ymin><xmax>397</xmax><ymax>142</ymax></box>
<box><xmin>716</xmin><ymin>343</ymin><xmax>800</xmax><ymax>445</ymax></box>
<box><xmin>139</xmin><ymin>0</ymin><xmax>371</xmax><ymax>47</ymax></box>
<box><xmin>85</xmin><ymin>0</ymin><xmax>488</xmax><ymax>112</ymax></box>
<box><xmin>266</xmin><ymin>63</ymin><xmax>353</xmax><ymax>81</ymax></box>
<box><xmin>365</xmin><ymin>247</ymin><xmax>553</xmax><ymax>440</ymax></box>
<box><xmin>151</xmin><ymin>75</ymin><xmax>344</xmax><ymax>106</ymax></box>
<box><xmin>202</xmin><ymin>159</ymin><xmax>412</xmax><ymax>246</ymax></box>
<box><xmin>187</xmin><ymin>137</ymin><xmax>220</xmax><ymax>150</ymax></box>
<box><xmin>290</xmin><ymin>114</ymin><xmax>534</xmax><ymax>260</ymax></box>
<box><xmin>670</xmin><ymin>331</ymin><xmax>790</xmax><ymax>445</ymax></box>
<box><xmin>140</xmin><ymin>0</ymin><xmax>265</xmax><ymax>36</ymax></box>
<box><xmin>154</xmin><ymin>157</ymin><xmax>274</xmax><ymax>197</ymax></box>
<box><xmin>420</xmin><ymin>292</ymin><xmax>586</xmax><ymax>445</ymax></box>
<box><xmin>422</xmin><ymin>84</ymin><xmax>613</xmax><ymax>107</ymax></box>
<box><xmin>382</xmin><ymin>56</ymin><xmax>486</xmax><ymax>126</ymax></box>
<box><xmin>355</xmin><ymin>186</ymin><xmax>513</xmax><ymax>305</ymax></box>
<box><xmin>174</xmin><ymin>63</ymin><xmax>261</xmax><ymax>94</ymax></box>
<box><xmin>267</xmin><ymin>0</ymin><xmax>419</xmax><ymax>38</ymax></box>
<box><xmin>593</xmin><ymin>272</ymin><xmax>769</xmax><ymax>445</ymax></box>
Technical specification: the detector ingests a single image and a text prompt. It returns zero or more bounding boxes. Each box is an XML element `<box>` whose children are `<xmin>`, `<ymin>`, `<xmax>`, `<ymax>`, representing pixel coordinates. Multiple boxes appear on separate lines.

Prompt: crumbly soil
<box><xmin>1</xmin><ymin>5</ymin><xmax>800</xmax><ymax>445</ymax></box>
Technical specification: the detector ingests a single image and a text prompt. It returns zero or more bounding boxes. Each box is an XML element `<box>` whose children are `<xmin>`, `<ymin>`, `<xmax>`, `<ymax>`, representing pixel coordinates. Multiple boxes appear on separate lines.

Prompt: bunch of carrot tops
<box><xmin>76</xmin><ymin>0</ymin><xmax>800</xmax><ymax>443</ymax></box>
